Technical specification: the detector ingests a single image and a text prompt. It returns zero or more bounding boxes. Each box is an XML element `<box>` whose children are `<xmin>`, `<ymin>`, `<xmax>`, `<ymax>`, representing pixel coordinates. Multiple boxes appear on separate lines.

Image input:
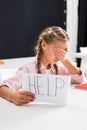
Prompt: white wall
<box><xmin>67</xmin><ymin>0</ymin><xmax>78</xmax><ymax>62</ymax></box>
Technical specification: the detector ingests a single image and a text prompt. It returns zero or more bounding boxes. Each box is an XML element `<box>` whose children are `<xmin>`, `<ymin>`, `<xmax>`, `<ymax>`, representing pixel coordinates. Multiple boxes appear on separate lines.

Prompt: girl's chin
<box><xmin>51</xmin><ymin>60</ymin><xmax>58</xmax><ymax>64</ymax></box>
<box><xmin>53</xmin><ymin>59</ymin><xmax>59</xmax><ymax>62</ymax></box>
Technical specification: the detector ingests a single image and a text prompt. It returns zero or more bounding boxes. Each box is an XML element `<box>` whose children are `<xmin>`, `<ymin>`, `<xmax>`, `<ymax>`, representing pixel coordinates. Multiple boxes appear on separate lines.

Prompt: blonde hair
<box><xmin>35</xmin><ymin>26</ymin><xmax>69</xmax><ymax>74</ymax></box>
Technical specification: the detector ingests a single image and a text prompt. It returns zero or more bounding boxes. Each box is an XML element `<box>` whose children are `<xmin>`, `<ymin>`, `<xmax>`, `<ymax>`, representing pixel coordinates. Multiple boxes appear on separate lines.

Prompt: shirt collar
<box><xmin>40</xmin><ymin>62</ymin><xmax>56</xmax><ymax>74</ymax></box>
<box><xmin>35</xmin><ymin>55</ymin><xmax>56</xmax><ymax>74</ymax></box>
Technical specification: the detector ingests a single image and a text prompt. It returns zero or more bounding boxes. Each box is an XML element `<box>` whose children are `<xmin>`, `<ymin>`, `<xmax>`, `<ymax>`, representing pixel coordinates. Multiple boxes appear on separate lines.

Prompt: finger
<box><xmin>16</xmin><ymin>96</ymin><xmax>35</xmax><ymax>105</ymax></box>
<box><xmin>19</xmin><ymin>91</ymin><xmax>35</xmax><ymax>98</ymax></box>
<box><xmin>54</xmin><ymin>48</ymin><xmax>67</xmax><ymax>54</ymax></box>
<box><xmin>54</xmin><ymin>51</ymin><xmax>64</xmax><ymax>58</ymax></box>
<box><xmin>21</xmin><ymin>95</ymin><xmax>35</xmax><ymax>101</ymax></box>
<box><xmin>15</xmin><ymin>100</ymin><xmax>34</xmax><ymax>106</ymax></box>
<box><xmin>54</xmin><ymin>50</ymin><xmax>66</xmax><ymax>59</ymax></box>
<box><xmin>56</xmin><ymin>49</ymin><xmax>66</xmax><ymax>55</ymax></box>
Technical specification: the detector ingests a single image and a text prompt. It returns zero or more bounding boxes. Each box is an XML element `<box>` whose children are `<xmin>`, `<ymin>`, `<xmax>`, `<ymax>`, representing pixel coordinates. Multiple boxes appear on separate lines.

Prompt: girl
<box><xmin>0</xmin><ymin>26</ymin><xmax>84</xmax><ymax>105</ymax></box>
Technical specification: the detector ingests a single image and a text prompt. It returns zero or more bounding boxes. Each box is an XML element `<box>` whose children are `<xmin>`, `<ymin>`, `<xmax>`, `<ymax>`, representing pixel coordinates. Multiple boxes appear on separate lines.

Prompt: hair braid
<box><xmin>53</xmin><ymin>64</ymin><xmax>58</xmax><ymax>74</ymax></box>
<box><xmin>37</xmin><ymin>52</ymin><xmax>41</xmax><ymax>73</ymax></box>
<box><xmin>36</xmin><ymin>39</ymin><xmax>42</xmax><ymax>73</ymax></box>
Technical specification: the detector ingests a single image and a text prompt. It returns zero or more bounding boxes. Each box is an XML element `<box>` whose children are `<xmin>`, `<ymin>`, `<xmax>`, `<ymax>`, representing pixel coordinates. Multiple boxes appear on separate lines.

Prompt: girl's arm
<box><xmin>0</xmin><ymin>86</ymin><xmax>35</xmax><ymax>106</ymax></box>
<box><xmin>58</xmin><ymin>58</ymin><xmax>84</xmax><ymax>84</ymax></box>
<box><xmin>62</xmin><ymin>58</ymin><xmax>81</xmax><ymax>75</ymax></box>
<box><xmin>53</xmin><ymin>48</ymin><xmax>81</xmax><ymax>75</ymax></box>
<box><xmin>0</xmin><ymin>60</ymin><xmax>36</xmax><ymax>105</ymax></box>
<box><xmin>53</xmin><ymin>48</ymin><xmax>85</xmax><ymax>83</ymax></box>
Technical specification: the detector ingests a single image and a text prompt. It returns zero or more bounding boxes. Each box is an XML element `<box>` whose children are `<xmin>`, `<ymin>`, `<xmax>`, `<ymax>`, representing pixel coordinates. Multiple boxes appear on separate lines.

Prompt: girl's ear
<box><xmin>41</xmin><ymin>40</ymin><xmax>47</xmax><ymax>49</ymax></box>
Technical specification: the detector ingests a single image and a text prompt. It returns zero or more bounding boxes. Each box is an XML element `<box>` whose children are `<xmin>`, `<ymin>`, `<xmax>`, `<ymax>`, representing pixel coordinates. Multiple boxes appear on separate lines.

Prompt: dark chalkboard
<box><xmin>0</xmin><ymin>0</ymin><xmax>66</xmax><ymax>59</ymax></box>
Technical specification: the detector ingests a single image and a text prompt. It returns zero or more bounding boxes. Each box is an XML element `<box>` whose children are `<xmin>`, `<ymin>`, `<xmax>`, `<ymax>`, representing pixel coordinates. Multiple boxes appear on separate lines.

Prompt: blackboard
<box><xmin>0</xmin><ymin>0</ymin><xmax>67</xmax><ymax>59</ymax></box>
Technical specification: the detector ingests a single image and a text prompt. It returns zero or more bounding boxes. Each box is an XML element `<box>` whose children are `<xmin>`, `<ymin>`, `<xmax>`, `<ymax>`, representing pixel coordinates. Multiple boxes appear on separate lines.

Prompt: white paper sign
<box><xmin>22</xmin><ymin>73</ymin><xmax>71</xmax><ymax>105</ymax></box>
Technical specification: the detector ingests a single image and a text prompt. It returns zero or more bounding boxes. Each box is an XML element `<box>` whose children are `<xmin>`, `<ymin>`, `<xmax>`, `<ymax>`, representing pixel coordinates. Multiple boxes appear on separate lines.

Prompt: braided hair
<box><xmin>35</xmin><ymin>26</ymin><xmax>69</xmax><ymax>74</ymax></box>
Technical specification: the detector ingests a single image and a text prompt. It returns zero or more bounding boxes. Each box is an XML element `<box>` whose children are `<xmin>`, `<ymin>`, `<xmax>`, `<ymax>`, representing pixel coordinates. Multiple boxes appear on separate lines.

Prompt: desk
<box><xmin>0</xmin><ymin>87</ymin><xmax>87</xmax><ymax>130</ymax></box>
<box><xmin>0</xmin><ymin>57</ymin><xmax>34</xmax><ymax>69</ymax></box>
<box><xmin>0</xmin><ymin>57</ymin><xmax>34</xmax><ymax>82</ymax></box>
<box><xmin>0</xmin><ymin>57</ymin><xmax>87</xmax><ymax>130</ymax></box>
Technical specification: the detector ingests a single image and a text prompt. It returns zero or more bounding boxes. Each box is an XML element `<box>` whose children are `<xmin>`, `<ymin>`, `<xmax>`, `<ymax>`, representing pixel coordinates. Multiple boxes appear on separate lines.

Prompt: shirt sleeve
<box><xmin>57</xmin><ymin>61</ymin><xmax>85</xmax><ymax>84</ymax></box>
<box><xmin>0</xmin><ymin>58</ymin><xmax>37</xmax><ymax>92</ymax></box>
<box><xmin>0</xmin><ymin>66</ymin><xmax>28</xmax><ymax>92</ymax></box>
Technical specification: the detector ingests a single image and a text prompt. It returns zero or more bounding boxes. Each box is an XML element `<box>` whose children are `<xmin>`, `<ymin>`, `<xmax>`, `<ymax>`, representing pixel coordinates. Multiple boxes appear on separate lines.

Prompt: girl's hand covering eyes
<box><xmin>53</xmin><ymin>48</ymin><xmax>67</xmax><ymax>61</ymax></box>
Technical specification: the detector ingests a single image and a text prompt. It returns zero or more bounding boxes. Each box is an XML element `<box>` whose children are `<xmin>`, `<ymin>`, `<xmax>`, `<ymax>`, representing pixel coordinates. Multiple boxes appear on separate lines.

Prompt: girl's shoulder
<box><xmin>18</xmin><ymin>57</ymin><xmax>37</xmax><ymax>73</ymax></box>
<box><xmin>25</xmin><ymin>57</ymin><xmax>36</xmax><ymax>65</ymax></box>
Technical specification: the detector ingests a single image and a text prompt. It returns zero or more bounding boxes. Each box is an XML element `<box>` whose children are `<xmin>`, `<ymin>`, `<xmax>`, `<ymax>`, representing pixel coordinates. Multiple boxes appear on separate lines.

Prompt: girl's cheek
<box><xmin>54</xmin><ymin>52</ymin><xmax>58</xmax><ymax>59</ymax></box>
<box><xmin>53</xmin><ymin>50</ymin><xmax>56</xmax><ymax>55</ymax></box>
<box><xmin>53</xmin><ymin>48</ymin><xmax>56</xmax><ymax>54</ymax></box>
<box><xmin>53</xmin><ymin>50</ymin><xmax>58</xmax><ymax>56</ymax></box>
<box><xmin>53</xmin><ymin>48</ymin><xmax>56</xmax><ymax>52</ymax></box>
